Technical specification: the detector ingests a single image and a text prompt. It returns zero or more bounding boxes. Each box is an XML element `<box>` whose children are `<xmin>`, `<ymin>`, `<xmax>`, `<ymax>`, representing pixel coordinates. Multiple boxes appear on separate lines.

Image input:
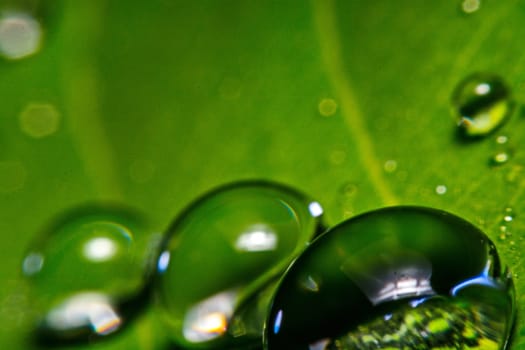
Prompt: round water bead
<box><xmin>154</xmin><ymin>181</ymin><xmax>324</xmax><ymax>349</ymax></box>
<box><xmin>451</xmin><ymin>73</ymin><xmax>514</xmax><ymax>138</ymax></box>
<box><xmin>265</xmin><ymin>206</ymin><xmax>515</xmax><ymax>350</ymax></box>
<box><xmin>22</xmin><ymin>205</ymin><xmax>155</xmax><ymax>342</ymax></box>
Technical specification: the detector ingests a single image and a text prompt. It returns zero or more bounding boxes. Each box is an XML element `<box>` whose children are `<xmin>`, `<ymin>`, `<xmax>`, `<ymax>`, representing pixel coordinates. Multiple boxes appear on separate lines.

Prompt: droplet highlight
<box><xmin>22</xmin><ymin>205</ymin><xmax>154</xmax><ymax>343</ymax></box>
<box><xmin>154</xmin><ymin>181</ymin><xmax>324</xmax><ymax>348</ymax></box>
<box><xmin>265</xmin><ymin>206</ymin><xmax>515</xmax><ymax>349</ymax></box>
<box><xmin>451</xmin><ymin>73</ymin><xmax>513</xmax><ymax>138</ymax></box>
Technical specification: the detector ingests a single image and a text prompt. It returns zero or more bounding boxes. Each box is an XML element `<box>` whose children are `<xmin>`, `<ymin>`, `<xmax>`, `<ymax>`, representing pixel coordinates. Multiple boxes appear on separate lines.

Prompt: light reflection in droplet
<box><xmin>44</xmin><ymin>293</ymin><xmax>122</xmax><ymax>336</ymax></box>
<box><xmin>0</xmin><ymin>11</ymin><xmax>42</xmax><ymax>60</ymax></box>
<box><xmin>301</xmin><ymin>275</ymin><xmax>320</xmax><ymax>292</ymax></box>
<box><xmin>308</xmin><ymin>201</ymin><xmax>323</xmax><ymax>218</ymax></box>
<box><xmin>83</xmin><ymin>237</ymin><xmax>118</xmax><ymax>262</ymax></box>
<box><xmin>235</xmin><ymin>225</ymin><xmax>277</xmax><ymax>252</ymax></box>
<box><xmin>157</xmin><ymin>251</ymin><xmax>170</xmax><ymax>273</ymax></box>
<box><xmin>183</xmin><ymin>290</ymin><xmax>237</xmax><ymax>343</ymax></box>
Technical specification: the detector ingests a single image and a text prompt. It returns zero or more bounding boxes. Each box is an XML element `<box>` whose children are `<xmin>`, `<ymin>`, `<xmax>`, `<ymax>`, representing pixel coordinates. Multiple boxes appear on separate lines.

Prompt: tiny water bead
<box><xmin>154</xmin><ymin>181</ymin><xmax>324</xmax><ymax>349</ymax></box>
<box><xmin>451</xmin><ymin>73</ymin><xmax>514</xmax><ymax>138</ymax></box>
<box><xmin>461</xmin><ymin>0</ymin><xmax>481</xmax><ymax>14</ymax></box>
<box><xmin>22</xmin><ymin>205</ymin><xmax>155</xmax><ymax>342</ymax></box>
<box><xmin>265</xmin><ymin>206</ymin><xmax>515</xmax><ymax>350</ymax></box>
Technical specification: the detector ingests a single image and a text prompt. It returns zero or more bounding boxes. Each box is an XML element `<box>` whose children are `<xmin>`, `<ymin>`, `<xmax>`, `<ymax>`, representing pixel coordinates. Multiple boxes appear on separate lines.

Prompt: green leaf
<box><xmin>1</xmin><ymin>0</ymin><xmax>524</xmax><ymax>348</ymax></box>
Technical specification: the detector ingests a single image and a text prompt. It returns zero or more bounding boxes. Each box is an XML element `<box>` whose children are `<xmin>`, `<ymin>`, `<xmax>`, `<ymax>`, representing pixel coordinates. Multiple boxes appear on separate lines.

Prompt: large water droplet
<box><xmin>22</xmin><ymin>205</ymin><xmax>155</xmax><ymax>343</ymax></box>
<box><xmin>265</xmin><ymin>206</ymin><xmax>514</xmax><ymax>349</ymax></box>
<box><xmin>451</xmin><ymin>73</ymin><xmax>514</xmax><ymax>138</ymax></box>
<box><xmin>154</xmin><ymin>181</ymin><xmax>324</xmax><ymax>348</ymax></box>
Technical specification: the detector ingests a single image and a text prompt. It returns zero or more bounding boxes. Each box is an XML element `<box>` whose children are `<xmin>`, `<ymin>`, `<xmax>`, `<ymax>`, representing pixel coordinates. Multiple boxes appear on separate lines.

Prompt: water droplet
<box><xmin>154</xmin><ymin>181</ymin><xmax>324</xmax><ymax>348</ymax></box>
<box><xmin>491</xmin><ymin>152</ymin><xmax>510</xmax><ymax>166</ymax></box>
<box><xmin>496</xmin><ymin>135</ymin><xmax>508</xmax><ymax>144</ymax></box>
<box><xmin>435</xmin><ymin>185</ymin><xmax>447</xmax><ymax>195</ymax></box>
<box><xmin>0</xmin><ymin>11</ymin><xmax>42</xmax><ymax>60</ymax></box>
<box><xmin>22</xmin><ymin>205</ymin><xmax>154</xmax><ymax>342</ymax></box>
<box><xmin>19</xmin><ymin>103</ymin><xmax>61</xmax><ymax>139</ymax></box>
<box><xmin>503</xmin><ymin>207</ymin><xmax>514</xmax><ymax>223</ymax></box>
<box><xmin>451</xmin><ymin>73</ymin><xmax>514</xmax><ymax>138</ymax></box>
<box><xmin>265</xmin><ymin>206</ymin><xmax>514</xmax><ymax>349</ymax></box>
<box><xmin>383</xmin><ymin>160</ymin><xmax>397</xmax><ymax>173</ymax></box>
<box><xmin>0</xmin><ymin>160</ymin><xmax>26</xmax><ymax>193</ymax></box>
<box><xmin>461</xmin><ymin>0</ymin><xmax>481</xmax><ymax>14</ymax></box>
<box><xmin>318</xmin><ymin>98</ymin><xmax>338</xmax><ymax>117</ymax></box>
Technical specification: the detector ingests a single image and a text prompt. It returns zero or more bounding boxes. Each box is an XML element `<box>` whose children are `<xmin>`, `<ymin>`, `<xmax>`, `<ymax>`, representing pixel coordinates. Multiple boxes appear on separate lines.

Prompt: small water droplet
<box><xmin>503</xmin><ymin>207</ymin><xmax>514</xmax><ymax>222</ymax></box>
<box><xmin>22</xmin><ymin>205</ymin><xmax>154</xmax><ymax>342</ymax></box>
<box><xmin>318</xmin><ymin>98</ymin><xmax>338</xmax><ymax>117</ymax></box>
<box><xmin>461</xmin><ymin>0</ymin><xmax>481</xmax><ymax>14</ymax></box>
<box><xmin>491</xmin><ymin>152</ymin><xmax>510</xmax><ymax>166</ymax></box>
<box><xmin>383</xmin><ymin>160</ymin><xmax>397</xmax><ymax>173</ymax></box>
<box><xmin>154</xmin><ymin>181</ymin><xmax>324</xmax><ymax>348</ymax></box>
<box><xmin>435</xmin><ymin>185</ymin><xmax>447</xmax><ymax>195</ymax></box>
<box><xmin>451</xmin><ymin>73</ymin><xmax>514</xmax><ymax>138</ymax></box>
<box><xmin>496</xmin><ymin>135</ymin><xmax>508</xmax><ymax>144</ymax></box>
<box><xmin>266</xmin><ymin>206</ymin><xmax>515</xmax><ymax>349</ymax></box>
<box><xmin>0</xmin><ymin>11</ymin><xmax>42</xmax><ymax>60</ymax></box>
<box><xmin>19</xmin><ymin>103</ymin><xmax>61</xmax><ymax>139</ymax></box>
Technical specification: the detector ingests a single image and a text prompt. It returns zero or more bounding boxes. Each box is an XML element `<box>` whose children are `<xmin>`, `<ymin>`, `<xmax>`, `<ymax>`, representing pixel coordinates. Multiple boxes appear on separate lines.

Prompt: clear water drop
<box><xmin>496</xmin><ymin>135</ymin><xmax>508</xmax><ymax>144</ymax></box>
<box><xmin>22</xmin><ymin>205</ymin><xmax>154</xmax><ymax>343</ymax></box>
<box><xmin>491</xmin><ymin>152</ymin><xmax>510</xmax><ymax>166</ymax></box>
<box><xmin>503</xmin><ymin>207</ymin><xmax>514</xmax><ymax>223</ymax></box>
<box><xmin>265</xmin><ymin>206</ymin><xmax>515</xmax><ymax>349</ymax></box>
<box><xmin>154</xmin><ymin>181</ymin><xmax>324</xmax><ymax>349</ymax></box>
<box><xmin>435</xmin><ymin>185</ymin><xmax>447</xmax><ymax>195</ymax></box>
<box><xmin>461</xmin><ymin>0</ymin><xmax>481</xmax><ymax>14</ymax></box>
<box><xmin>451</xmin><ymin>73</ymin><xmax>514</xmax><ymax>138</ymax></box>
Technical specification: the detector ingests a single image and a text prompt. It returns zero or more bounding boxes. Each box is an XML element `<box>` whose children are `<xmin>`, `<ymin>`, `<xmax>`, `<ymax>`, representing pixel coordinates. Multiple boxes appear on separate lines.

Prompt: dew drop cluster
<box><xmin>20</xmin><ymin>180</ymin><xmax>516</xmax><ymax>350</ymax></box>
